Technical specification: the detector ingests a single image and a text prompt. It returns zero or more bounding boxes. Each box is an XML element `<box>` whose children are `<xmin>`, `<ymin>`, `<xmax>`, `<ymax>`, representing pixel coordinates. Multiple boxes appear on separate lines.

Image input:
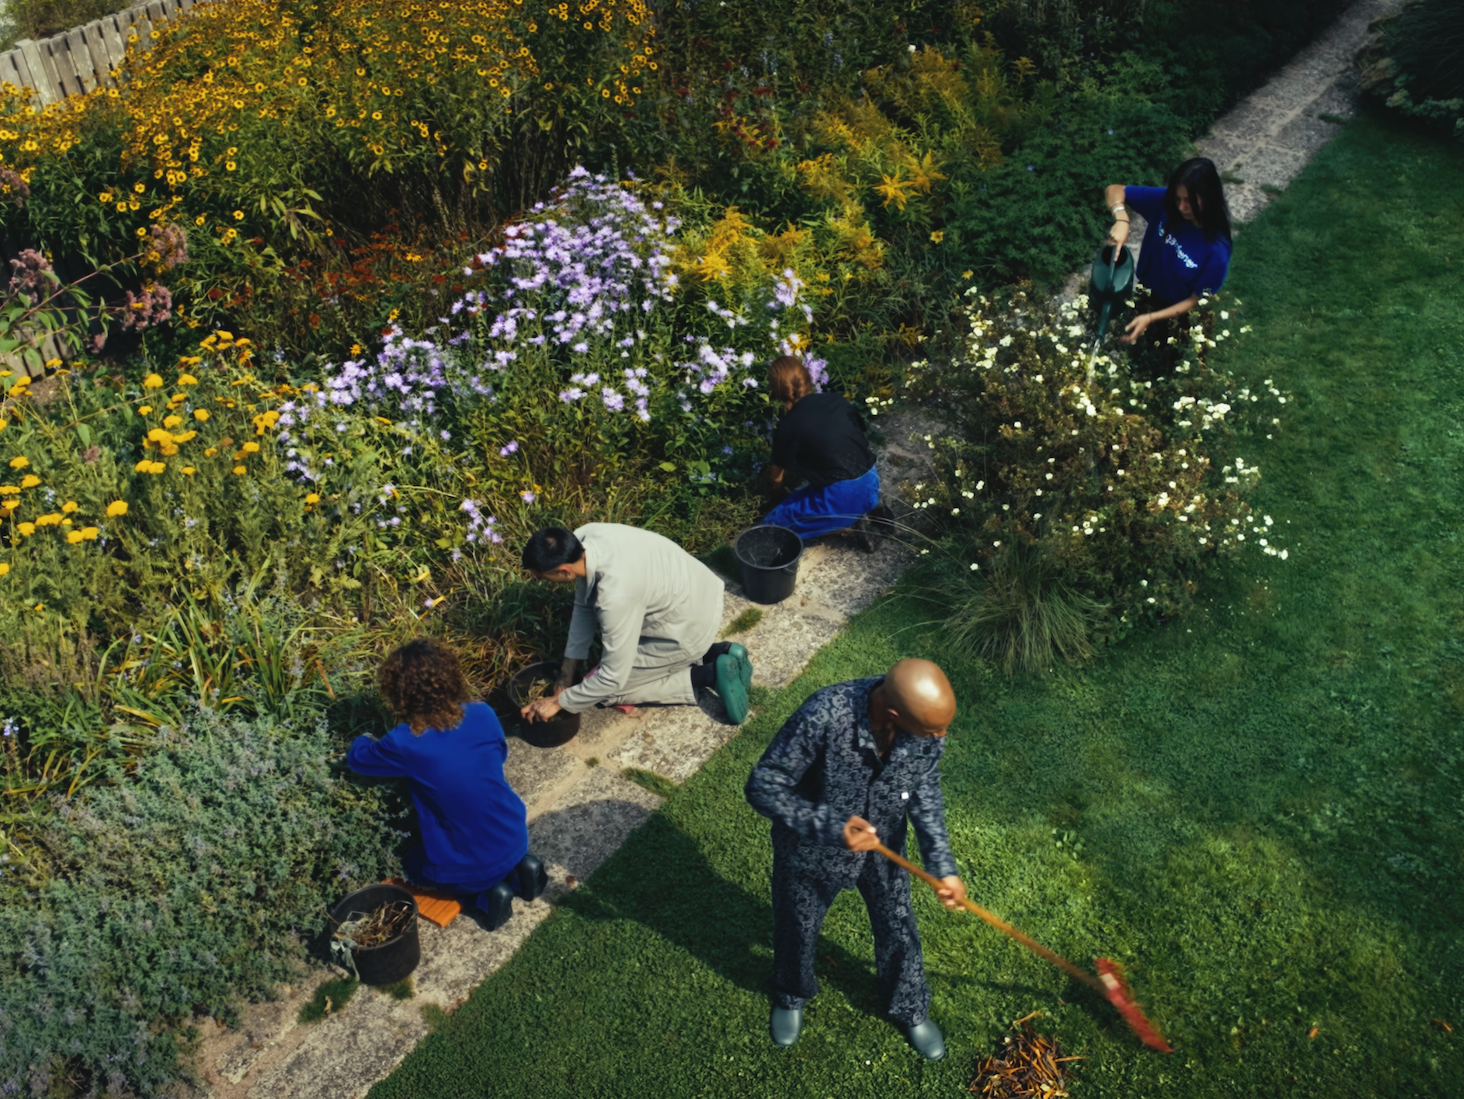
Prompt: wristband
<box><xmin>1110</xmin><ymin>203</ymin><xmax>1126</xmax><ymax>214</ymax></box>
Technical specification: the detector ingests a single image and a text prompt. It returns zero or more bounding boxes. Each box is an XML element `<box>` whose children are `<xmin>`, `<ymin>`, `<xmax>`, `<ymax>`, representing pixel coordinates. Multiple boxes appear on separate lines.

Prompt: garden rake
<box><xmin>872</xmin><ymin>841</ymin><xmax>1174</xmax><ymax>1052</ymax></box>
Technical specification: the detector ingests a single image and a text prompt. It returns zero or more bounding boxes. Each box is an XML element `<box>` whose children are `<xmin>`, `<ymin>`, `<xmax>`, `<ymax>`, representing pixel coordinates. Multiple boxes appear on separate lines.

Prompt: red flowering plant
<box><xmin>903</xmin><ymin>285</ymin><xmax>1288</xmax><ymax>669</ymax></box>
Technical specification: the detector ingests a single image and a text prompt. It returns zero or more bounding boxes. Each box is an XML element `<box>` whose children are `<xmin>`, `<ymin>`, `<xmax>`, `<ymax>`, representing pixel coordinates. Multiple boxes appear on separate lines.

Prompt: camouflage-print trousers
<box><xmin>770</xmin><ymin>840</ymin><xmax>931</xmax><ymax>1027</ymax></box>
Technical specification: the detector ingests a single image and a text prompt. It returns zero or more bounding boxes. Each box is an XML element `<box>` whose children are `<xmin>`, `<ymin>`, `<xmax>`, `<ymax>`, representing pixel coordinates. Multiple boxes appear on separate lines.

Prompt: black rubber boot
<box><xmin>515</xmin><ymin>853</ymin><xmax>548</xmax><ymax>903</ymax></box>
<box><xmin>480</xmin><ymin>881</ymin><xmax>516</xmax><ymax>931</ymax></box>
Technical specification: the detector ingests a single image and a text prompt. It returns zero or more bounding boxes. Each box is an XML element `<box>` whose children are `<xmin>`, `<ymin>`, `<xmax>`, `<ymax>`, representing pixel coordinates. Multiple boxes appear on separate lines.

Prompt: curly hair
<box><xmin>378</xmin><ymin>638</ymin><xmax>473</xmax><ymax>735</ymax></box>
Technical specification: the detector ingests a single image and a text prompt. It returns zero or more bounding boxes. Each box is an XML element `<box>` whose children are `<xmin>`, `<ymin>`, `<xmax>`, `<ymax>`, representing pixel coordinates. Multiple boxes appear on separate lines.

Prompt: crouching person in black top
<box><xmin>763</xmin><ymin>356</ymin><xmax>889</xmax><ymax>551</ymax></box>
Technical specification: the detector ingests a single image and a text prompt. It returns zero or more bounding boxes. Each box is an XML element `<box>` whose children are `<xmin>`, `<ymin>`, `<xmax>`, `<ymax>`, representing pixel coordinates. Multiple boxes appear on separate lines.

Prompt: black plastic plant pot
<box><xmin>735</xmin><ymin>525</ymin><xmax>804</xmax><ymax>605</ymax></box>
<box><xmin>507</xmin><ymin>660</ymin><xmax>582</xmax><ymax>747</ymax></box>
<box><xmin>328</xmin><ymin>883</ymin><xmax>420</xmax><ymax>986</ymax></box>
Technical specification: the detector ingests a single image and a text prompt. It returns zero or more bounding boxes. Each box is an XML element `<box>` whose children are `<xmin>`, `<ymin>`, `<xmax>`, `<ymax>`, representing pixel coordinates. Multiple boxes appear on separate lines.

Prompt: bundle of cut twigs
<box><xmin>968</xmin><ymin>1016</ymin><xmax>1081</xmax><ymax>1098</ymax></box>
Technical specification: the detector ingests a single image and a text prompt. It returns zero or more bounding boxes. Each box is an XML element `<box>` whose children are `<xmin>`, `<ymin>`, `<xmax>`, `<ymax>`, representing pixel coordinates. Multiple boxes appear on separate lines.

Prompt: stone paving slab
<box><xmin>181</xmin><ymin>3</ymin><xmax>1402</xmax><ymax>1092</ymax></box>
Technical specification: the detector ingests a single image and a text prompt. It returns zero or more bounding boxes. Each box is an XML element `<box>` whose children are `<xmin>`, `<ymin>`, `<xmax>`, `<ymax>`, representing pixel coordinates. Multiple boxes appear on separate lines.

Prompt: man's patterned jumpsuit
<box><xmin>744</xmin><ymin>676</ymin><xmax>957</xmax><ymax>1027</ymax></box>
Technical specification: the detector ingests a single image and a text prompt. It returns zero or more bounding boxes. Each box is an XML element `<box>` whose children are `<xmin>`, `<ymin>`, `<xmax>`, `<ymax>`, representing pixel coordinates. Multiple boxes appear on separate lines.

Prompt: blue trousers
<box><xmin>764</xmin><ymin>466</ymin><xmax>881</xmax><ymax>540</ymax></box>
<box><xmin>403</xmin><ymin>845</ymin><xmax>519</xmax><ymax>912</ymax></box>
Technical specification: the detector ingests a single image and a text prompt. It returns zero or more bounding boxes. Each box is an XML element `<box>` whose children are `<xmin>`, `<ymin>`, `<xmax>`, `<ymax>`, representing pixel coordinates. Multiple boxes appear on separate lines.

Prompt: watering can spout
<box><xmin>1087</xmin><ymin>243</ymin><xmax>1135</xmax><ymax>382</ymax></box>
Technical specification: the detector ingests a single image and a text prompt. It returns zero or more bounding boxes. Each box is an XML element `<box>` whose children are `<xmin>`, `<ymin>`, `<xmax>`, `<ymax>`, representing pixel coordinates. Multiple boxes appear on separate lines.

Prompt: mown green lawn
<box><xmin>369</xmin><ymin>113</ymin><xmax>1464</xmax><ymax>1098</ymax></box>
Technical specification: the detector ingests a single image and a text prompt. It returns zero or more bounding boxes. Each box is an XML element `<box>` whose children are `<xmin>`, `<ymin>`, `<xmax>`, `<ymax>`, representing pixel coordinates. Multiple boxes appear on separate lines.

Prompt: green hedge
<box><xmin>0</xmin><ymin>704</ymin><xmax>407</xmax><ymax>1094</ymax></box>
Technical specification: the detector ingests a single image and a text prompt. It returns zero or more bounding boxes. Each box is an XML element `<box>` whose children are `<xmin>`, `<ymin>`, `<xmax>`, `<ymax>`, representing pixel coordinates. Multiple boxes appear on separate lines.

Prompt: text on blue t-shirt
<box><xmin>1125</xmin><ymin>185</ymin><xmax>1231</xmax><ymax>307</ymax></box>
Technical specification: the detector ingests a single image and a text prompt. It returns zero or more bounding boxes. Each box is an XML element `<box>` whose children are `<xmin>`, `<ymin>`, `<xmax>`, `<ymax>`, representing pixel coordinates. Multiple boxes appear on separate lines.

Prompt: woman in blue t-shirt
<box><xmin>1106</xmin><ymin>158</ymin><xmax>1232</xmax><ymax>343</ymax></box>
<box><xmin>348</xmin><ymin>638</ymin><xmax>548</xmax><ymax>930</ymax></box>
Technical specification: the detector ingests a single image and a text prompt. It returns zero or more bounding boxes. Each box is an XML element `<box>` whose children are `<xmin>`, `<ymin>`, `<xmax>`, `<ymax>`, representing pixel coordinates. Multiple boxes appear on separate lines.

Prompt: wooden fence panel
<box><xmin>14</xmin><ymin>41</ymin><xmax>57</xmax><ymax>104</ymax></box>
<box><xmin>0</xmin><ymin>53</ymin><xmax>22</xmax><ymax>91</ymax></box>
<box><xmin>65</xmin><ymin>29</ymin><xmax>97</xmax><ymax>94</ymax></box>
<box><xmin>102</xmin><ymin>16</ymin><xmax>128</xmax><ymax>69</ymax></box>
<box><xmin>38</xmin><ymin>40</ymin><xmax>70</xmax><ymax>100</ymax></box>
<box><xmin>82</xmin><ymin>25</ymin><xmax>115</xmax><ymax>89</ymax></box>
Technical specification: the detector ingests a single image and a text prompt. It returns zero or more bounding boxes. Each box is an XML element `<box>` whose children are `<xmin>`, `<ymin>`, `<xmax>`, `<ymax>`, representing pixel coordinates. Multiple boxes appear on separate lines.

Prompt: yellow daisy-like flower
<box><xmin>181</xmin><ymin>466</ymin><xmax>196</xmax><ymax>476</ymax></box>
<box><xmin>80</xmin><ymin>526</ymin><xmax>98</xmax><ymax>540</ymax></box>
<box><xmin>0</xmin><ymin>562</ymin><xmax>9</xmax><ymax>577</ymax></box>
<box><xmin>929</xmin><ymin>231</ymin><xmax>944</xmax><ymax>243</ymax></box>
<box><xmin>17</xmin><ymin>522</ymin><xmax>34</xmax><ymax>536</ymax></box>
<box><xmin>232</xmin><ymin>464</ymin><xmax>247</xmax><ymax>476</ymax></box>
<box><xmin>178</xmin><ymin>374</ymin><xmax>199</xmax><ymax>386</ymax></box>
<box><xmin>61</xmin><ymin>500</ymin><xmax>78</xmax><ymax>513</ymax></box>
<box><xmin>132</xmin><ymin>182</ymin><xmax>145</xmax><ymax>194</ymax></box>
<box><xmin>106</xmin><ymin>500</ymin><xmax>128</xmax><ymax>517</ymax></box>
<box><xmin>66</xmin><ymin>530</ymin><xmax>84</xmax><ymax>544</ymax></box>
<box><xmin>142</xmin><ymin>373</ymin><xmax>164</xmax><ymax>389</ymax></box>
<box><xmin>241</xmin><ymin>441</ymin><xmax>260</xmax><ymax>454</ymax></box>
<box><xmin>304</xmin><ymin>492</ymin><xmax>320</xmax><ymax>504</ymax></box>
<box><xmin>7</xmin><ymin>456</ymin><xmax>28</xmax><ymax>469</ymax></box>
<box><xmin>194</xmin><ymin>409</ymin><xmax>210</xmax><ymax>422</ymax></box>
<box><xmin>138</xmin><ymin>405</ymin><xmax>154</xmax><ymax>415</ymax></box>
<box><xmin>34</xmin><ymin>513</ymin><xmax>62</xmax><ymax>527</ymax></box>
<box><xmin>233</xmin><ymin>210</ymin><xmax>244</xmax><ymax>220</ymax></box>
<box><xmin>204</xmin><ymin>447</ymin><xmax>219</xmax><ymax>457</ymax></box>
<box><xmin>19</xmin><ymin>474</ymin><xmax>39</xmax><ymax>489</ymax></box>
<box><xmin>146</xmin><ymin>462</ymin><xmax>166</xmax><ymax>475</ymax></box>
<box><xmin>100</xmin><ymin>192</ymin><xmax>112</xmax><ymax>203</ymax></box>
<box><xmin>134</xmin><ymin>459</ymin><xmax>152</xmax><ymax>472</ymax></box>
<box><xmin>163</xmin><ymin>414</ymin><xmax>183</xmax><ymax>428</ymax></box>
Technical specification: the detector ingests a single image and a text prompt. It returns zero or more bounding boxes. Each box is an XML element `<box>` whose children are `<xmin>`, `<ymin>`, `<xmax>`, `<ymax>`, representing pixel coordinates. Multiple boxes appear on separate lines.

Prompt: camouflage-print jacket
<box><xmin>745</xmin><ymin>676</ymin><xmax>957</xmax><ymax>880</ymax></box>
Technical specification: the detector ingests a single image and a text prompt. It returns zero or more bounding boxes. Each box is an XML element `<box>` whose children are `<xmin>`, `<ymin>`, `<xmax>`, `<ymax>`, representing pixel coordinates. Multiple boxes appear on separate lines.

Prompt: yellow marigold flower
<box><xmin>34</xmin><ymin>513</ymin><xmax>62</xmax><ymax>526</ymax></box>
<box><xmin>0</xmin><ymin>485</ymin><xmax>16</xmax><ymax>495</ymax></box>
<box><xmin>242</xmin><ymin>441</ymin><xmax>260</xmax><ymax>453</ymax></box>
<box><xmin>304</xmin><ymin>492</ymin><xmax>320</xmax><ymax>504</ymax></box>
<box><xmin>146</xmin><ymin>429</ymin><xmax>174</xmax><ymax>444</ymax></box>
<box><xmin>134</xmin><ymin>459</ymin><xmax>152</xmax><ymax>472</ymax></box>
<box><xmin>181</xmin><ymin>466</ymin><xmax>196</xmax><ymax>476</ymax></box>
<box><xmin>172</xmin><ymin>430</ymin><xmax>197</xmax><ymax>444</ymax></box>
<box><xmin>159</xmin><ymin>444</ymin><xmax>179</xmax><ymax>457</ymax></box>
<box><xmin>138</xmin><ymin>405</ymin><xmax>154</xmax><ymax>415</ymax></box>
<box><xmin>17</xmin><ymin>522</ymin><xmax>34</xmax><ymax>536</ymax></box>
<box><xmin>66</xmin><ymin>530</ymin><xmax>84</xmax><ymax>544</ymax></box>
<box><xmin>61</xmin><ymin>500</ymin><xmax>78</xmax><ymax>513</ymax></box>
<box><xmin>146</xmin><ymin>461</ymin><xmax>166</xmax><ymax>475</ymax></box>
<box><xmin>204</xmin><ymin>447</ymin><xmax>219</xmax><ymax>457</ymax></box>
<box><xmin>80</xmin><ymin>526</ymin><xmax>98</xmax><ymax>540</ymax></box>
<box><xmin>163</xmin><ymin>414</ymin><xmax>183</xmax><ymax>428</ymax></box>
<box><xmin>8</xmin><ymin>456</ymin><xmax>28</xmax><ymax>469</ymax></box>
<box><xmin>106</xmin><ymin>500</ymin><xmax>128</xmax><ymax>517</ymax></box>
<box><xmin>19</xmin><ymin>475</ymin><xmax>39</xmax><ymax>489</ymax></box>
<box><xmin>142</xmin><ymin>373</ymin><xmax>164</xmax><ymax>389</ymax></box>
<box><xmin>233</xmin><ymin>464</ymin><xmax>247</xmax><ymax>475</ymax></box>
<box><xmin>178</xmin><ymin>373</ymin><xmax>198</xmax><ymax>386</ymax></box>
<box><xmin>0</xmin><ymin>562</ymin><xmax>8</xmax><ymax>577</ymax></box>
<box><xmin>0</xmin><ymin>500</ymin><xmax>15</xmax><ymax>513</ymax></box>
<box><xmin>194</xmin><ymin>409</ymin><xmax>209</xmax><ymax>422</ymax></box>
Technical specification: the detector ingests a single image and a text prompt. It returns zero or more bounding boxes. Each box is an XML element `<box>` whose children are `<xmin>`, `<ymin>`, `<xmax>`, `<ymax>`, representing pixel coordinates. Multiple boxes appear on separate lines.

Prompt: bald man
<box><xmin>744</xmin><ymin>659</ymin><xmax>965</xmax><ymax>1060</ymax></box>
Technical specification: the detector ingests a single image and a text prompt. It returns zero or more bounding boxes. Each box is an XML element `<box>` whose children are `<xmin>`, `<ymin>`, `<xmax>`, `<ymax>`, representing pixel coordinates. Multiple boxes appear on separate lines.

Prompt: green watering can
<box><xmin>1086</xmin><ymin>242</ymin><xmax>1134</xmax><ymax>381</ymax></box>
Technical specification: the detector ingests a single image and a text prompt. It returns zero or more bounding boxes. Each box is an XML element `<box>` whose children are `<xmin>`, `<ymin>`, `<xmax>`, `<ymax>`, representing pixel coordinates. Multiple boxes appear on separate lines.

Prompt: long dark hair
<box><xmin>1164</xmin><ymin>158</ymin><xmax>1232</xmax><ymax>243</ymax></box>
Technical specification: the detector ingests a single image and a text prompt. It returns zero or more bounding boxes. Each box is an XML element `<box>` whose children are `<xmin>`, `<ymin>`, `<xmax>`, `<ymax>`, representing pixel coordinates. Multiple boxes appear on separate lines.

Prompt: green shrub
<box><xmin>904</xmin><ymin>285</ymin><xmax>1288</xmax><ymax>662</ymax></box>
<box><xmin>1362</xmin><ymin>0</ymin><xmax>1464</xmax><ymax>140</ymax></box>
<box><xmin>0</xmin><ymin>703</ymin><xmax>409</xmax><ymax>1094</ymax></box>
<box><xmin>0</xmin><ymin>0</ymin><xmax>127</xmax><ymax>50</ymax></box>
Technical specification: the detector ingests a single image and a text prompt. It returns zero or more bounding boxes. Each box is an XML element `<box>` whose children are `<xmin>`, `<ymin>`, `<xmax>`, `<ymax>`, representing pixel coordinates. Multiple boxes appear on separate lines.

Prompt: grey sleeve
<box><xmin>564</xmin><ymin>581</ymin><xmax>596</xmax><ymax>662</ymax></box>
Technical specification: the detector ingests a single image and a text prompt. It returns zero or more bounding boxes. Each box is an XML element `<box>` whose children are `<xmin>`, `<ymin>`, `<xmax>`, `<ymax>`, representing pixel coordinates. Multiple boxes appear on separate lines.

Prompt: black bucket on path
<box><xmin>328</xmin><ymin>883</ymin><xmax>420</xmax><ymax>985</ymax></box>
<box><xmin>735</xmin><ymin>525</ymin><xmax>804</xmax><ymax>605</ymax></box>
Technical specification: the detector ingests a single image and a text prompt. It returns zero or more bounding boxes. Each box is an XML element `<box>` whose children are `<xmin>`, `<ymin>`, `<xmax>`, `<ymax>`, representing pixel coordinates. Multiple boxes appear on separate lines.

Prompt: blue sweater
<box><xmin>1125</xmin><ymin>185</ymin><xmax>1231</xmax><ymax>307</ymax></box>
<box><xmin>348</xmin><ymin>701</ymin><xmax>529</xmax><ymax>886</ymax></box>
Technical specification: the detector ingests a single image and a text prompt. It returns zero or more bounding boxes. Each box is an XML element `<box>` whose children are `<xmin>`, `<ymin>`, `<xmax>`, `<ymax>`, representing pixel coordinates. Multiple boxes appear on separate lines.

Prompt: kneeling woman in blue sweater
<box><xmin>348</xmin><ymin>639</ymin><xmax>547</xmax><ymax>930</ymax></box>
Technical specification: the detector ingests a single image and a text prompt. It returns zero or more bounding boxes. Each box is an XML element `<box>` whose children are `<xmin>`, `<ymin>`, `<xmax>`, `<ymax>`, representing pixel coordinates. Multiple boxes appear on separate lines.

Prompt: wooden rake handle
<box><xmin>871</xmin><ymin>841</ymin><xmax>1104</xmax><ymax>994</ymax></box>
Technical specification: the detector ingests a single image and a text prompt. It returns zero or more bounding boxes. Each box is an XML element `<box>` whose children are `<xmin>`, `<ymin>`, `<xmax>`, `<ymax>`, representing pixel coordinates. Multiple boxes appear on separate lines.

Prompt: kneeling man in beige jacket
<box><xmin>520</xmin><ymin>524</ymin><xmax>753</xmax><ymax>724</ymax></box>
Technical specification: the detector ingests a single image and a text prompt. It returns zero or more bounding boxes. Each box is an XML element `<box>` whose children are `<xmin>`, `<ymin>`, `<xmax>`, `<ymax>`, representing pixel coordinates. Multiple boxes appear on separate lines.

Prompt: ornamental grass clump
<box><xmin>906</xmin><ymin>286</ymin><xmax>1287</xmax><ymax>667</ymax></box>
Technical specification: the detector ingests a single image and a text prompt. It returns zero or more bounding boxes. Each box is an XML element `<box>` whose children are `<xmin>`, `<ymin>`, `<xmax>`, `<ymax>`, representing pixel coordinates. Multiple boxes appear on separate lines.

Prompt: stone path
<box><xmin>182</xmin><ymin>3</ymin><xmax>1400</xmax><ymax>1094</ymax></box>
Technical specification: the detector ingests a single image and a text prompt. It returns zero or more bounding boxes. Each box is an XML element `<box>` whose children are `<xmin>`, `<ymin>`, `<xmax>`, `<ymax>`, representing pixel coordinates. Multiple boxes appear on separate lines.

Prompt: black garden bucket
<box><xmin>507</xmin><ymin>661</ymin><xmax>583</xmax><ymax>747</ymax></box>
<box><xmin>735</xmin><ymin>525</ymin><xmax>804</xmax><ymax>605</ymax></box>
<box><xmin>328</xmin><ymin>883</ymin><xmax>420</xmax><ymax>986</ymax></box>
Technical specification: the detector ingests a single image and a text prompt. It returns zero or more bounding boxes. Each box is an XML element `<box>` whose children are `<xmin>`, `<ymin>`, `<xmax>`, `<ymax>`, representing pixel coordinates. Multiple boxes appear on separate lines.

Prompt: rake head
<box><xmin>1095</xmin><ymin>958</ymin><xmax>1173</xmax><ymax>1052</ymax></box>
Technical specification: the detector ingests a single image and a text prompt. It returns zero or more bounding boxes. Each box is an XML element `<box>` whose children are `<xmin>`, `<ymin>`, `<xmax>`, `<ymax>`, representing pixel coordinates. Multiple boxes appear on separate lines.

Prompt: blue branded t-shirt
<box><xmin>1125</xmin><ymin>185</ymin><xmax>1231</xmax><ymax>307</ymax></box>
<box><xmin>348</xmin><ymin>701</ymin><xmax>529</xmax><ymax>886</ymax></box>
